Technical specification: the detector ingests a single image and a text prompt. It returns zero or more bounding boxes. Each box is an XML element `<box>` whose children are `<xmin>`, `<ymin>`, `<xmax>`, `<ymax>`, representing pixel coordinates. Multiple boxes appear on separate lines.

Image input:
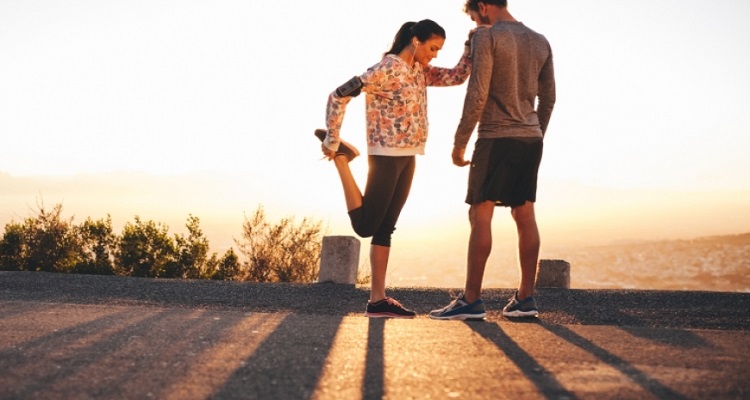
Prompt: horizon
<box><xmin>2</xmin><ymin>170</ymin><xmax>749</xmax><ymax>292</ymax></box>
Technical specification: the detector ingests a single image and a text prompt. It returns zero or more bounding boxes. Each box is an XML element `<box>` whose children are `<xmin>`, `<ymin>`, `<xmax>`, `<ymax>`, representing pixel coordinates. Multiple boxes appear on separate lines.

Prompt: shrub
<box><xmin>116</xmin><ymin>217</ymin><xmax>177</xmax><ymax>278</ymax></box>
<box><xmin>72</xmin><ymin>216</ymin><xmax>117</xmax><ymax>275</ymax></box>
<box><xmin>0</xmin><ymin>222</ymin><xmax>26</xmax><ymax>271</ymax></box>
<box><xmin>22</xmin><ymin>203</ymin><xmax>79</xmax><ymax>273</ymax></box>
<box><xmin>235</xmin><ymin>206</ymin><xmax>323</xmax><ymax>283</ymax></box>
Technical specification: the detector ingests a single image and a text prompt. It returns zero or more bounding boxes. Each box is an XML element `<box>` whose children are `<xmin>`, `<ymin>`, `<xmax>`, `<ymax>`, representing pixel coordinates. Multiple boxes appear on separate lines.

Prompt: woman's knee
<box><xmin>352</xmin><ymin>225</ymin><xmax>377</xmax><ymax>239</ymax></box>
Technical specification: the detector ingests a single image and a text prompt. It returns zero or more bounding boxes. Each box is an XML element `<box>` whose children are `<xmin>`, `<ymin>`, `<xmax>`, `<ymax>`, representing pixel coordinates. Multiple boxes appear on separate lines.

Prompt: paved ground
<box><xmin>1</xmin><ymin>271</ymin><xmax>749</xmax><ymax>399</ymax></box>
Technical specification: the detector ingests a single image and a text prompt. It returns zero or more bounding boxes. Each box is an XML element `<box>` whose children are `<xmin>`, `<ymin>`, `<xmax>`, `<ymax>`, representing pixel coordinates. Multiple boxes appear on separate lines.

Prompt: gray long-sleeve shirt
<box><xmin>454</xmin><ymin>22</ymin><xmax>555</xmax><ymax>147</ymax></box>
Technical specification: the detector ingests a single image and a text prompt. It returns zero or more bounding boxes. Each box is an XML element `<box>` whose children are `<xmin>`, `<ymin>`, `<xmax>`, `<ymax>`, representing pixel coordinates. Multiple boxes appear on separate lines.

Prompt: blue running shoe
<box><xmin>429</xmin><ymin>295</ymin><xmax>486</xmax><ymax>320</ymax></box>
<box><xmin>502</xmin><ymin>292</ymin><xmax>539</xmax><ymax>318</ymax></box>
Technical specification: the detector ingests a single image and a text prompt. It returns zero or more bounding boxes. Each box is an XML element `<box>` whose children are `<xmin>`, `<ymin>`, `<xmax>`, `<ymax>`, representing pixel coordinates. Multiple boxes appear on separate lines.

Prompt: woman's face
<box><xmin>414</xmin><ymin>35</ymin><xmax>445</xmax><ymax>66</ymax></box>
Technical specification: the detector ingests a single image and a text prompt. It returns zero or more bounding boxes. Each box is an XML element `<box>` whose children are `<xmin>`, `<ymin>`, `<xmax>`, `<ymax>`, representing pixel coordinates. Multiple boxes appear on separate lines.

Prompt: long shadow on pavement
<box><xmin>0</xmin><ymin>308</ymin><xmax>183</xmax><ymax>399</ymax></box>
<box><xmin>211</xmin><ymin>314</ymin><xmax>344</xmax><ymax>400</ymax></box>
<box><xmin>463</xmin><ymin>320</ymin><xmax>577</xmax><ymax>400</ymax></box>
<box><xmin>538</xmin><ymin>322</ymin><xmax>688</xmax><ymax>400</ymax></box>
<box><xmin>363</xmin><ymin>318</ymin><xmax>385</xmax><ymax>400</ymax></box>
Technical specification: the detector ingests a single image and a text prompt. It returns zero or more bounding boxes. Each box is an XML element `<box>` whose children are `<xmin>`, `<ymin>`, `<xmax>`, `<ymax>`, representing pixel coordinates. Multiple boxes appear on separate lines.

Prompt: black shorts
<box><xmin>465</xmin><ymin>138</ymin><xmax>543</xmax><ymax>207</ymax></box>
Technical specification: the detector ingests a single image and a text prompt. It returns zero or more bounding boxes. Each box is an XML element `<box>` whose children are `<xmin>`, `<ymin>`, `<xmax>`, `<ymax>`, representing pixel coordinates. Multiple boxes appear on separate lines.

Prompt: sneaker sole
<box><xmin>503</xmin><ymin>310</ymin><xmax>539</xmax><ymax>318</ymax></box>
<box><xmin>364</xmin><ymin>312</ymin><xmax>415</xmax><ymax>319</ymax></box>
<box><xmin>429</xmin><ymin>312</ymin><xmax>486</xmax><ymax>321</ymax></box>
<box><xmin>314</xmin><ymin>129</ymin><xmax>360</xmax><ymax>160</ymax></box>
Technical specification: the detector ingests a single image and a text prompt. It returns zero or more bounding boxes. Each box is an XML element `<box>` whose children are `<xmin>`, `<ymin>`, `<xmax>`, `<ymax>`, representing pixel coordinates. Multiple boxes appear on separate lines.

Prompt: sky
<box><xmin>1</xmin><ymin>1</ymin><xmax>749</xmax><ymax>285</ymax></box>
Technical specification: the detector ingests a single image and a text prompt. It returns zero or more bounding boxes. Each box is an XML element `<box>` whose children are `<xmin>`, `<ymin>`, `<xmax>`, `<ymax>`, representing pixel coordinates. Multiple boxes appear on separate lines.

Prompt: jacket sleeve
<box><xmin>422</xmin><ymin>52</ymin><xmax>471</xmax><ymax>87</ymax></box>
<box><xmin>324</xmin><ymin>58</ymin><xmax>390</xmax><ymax>151</ymax></box>
<box><xmin>454</xmin><ymin>28</ymin><xmax>492</xmax><ymax>148</ymax></box>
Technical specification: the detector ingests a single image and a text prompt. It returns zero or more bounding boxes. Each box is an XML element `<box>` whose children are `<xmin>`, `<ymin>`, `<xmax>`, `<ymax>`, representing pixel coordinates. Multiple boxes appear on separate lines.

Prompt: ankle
<box><xmin>369</xmin><ymin>295</ymin><xmax>387</xmax><ymax>303</ymax></box>
<box><xmin>516</xmin><ymin>290</ymin><xmax>533</xmax><ymax>300</ymax></box>
<box><xmin>462</xmin><ymin>291</ymin><xmax>480</xmax><ymax>303</ymax></box>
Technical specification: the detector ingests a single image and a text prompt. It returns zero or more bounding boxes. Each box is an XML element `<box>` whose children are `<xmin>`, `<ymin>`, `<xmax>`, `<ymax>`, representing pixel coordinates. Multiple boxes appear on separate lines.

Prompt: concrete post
<box><xmin>535</xmin><ymin>259</ymin><xmax>571</xmax><ymax>289</ymax></box>
<box><xmin>318</xmin><ymin>236</ymin><xmax>361</xmax><ymax>284</ymax></box>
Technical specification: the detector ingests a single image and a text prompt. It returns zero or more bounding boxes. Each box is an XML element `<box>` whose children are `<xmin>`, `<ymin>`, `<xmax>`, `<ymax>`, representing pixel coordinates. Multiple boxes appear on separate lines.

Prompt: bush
<box><xmin>236</xmin><ymin>206</ymin><xmax>323</xmax><ymax>283</ymax></box>
<box><xmin>0</xmin><ymin>202</ymin><xmax>323</xmax><ymax>283</ymax></box>
<box><xmin>0</xmin><ymin>222</ymin><xmax>26</xmax><ymax>271</ymax></box>
<box><xmin>21</xmin><ymin>203</ymin><xmax>79</xmax><ymax>273</ymax></box>
<box><xmin>116</xmin><ymin>217</ymin><xmax>177</xmax><ymax>278</ymax></box>
<box><xmin>207</xmin><ymin>248</ymin><xmax>241</xmax><ymax>281</ymax></box>
<box><xmin>72</xmin><ymin>216</ymin><xmax>117</xmax><ymax>275</ymax></box>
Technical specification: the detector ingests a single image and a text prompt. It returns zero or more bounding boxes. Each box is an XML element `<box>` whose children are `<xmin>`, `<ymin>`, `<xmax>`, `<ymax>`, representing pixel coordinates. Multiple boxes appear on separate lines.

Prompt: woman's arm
<box><xmin>324</xmin><ymin>58</ymin><xmax>391</xmax><ymax>151</ymax></box>
<box><xmin>423</xmin><ymin>29</ymin><xmax>476</xmax><ymax>87</ymax></box>
<box><xmin>422</xmin><ymin>52</ymin><xmax>471</xmax><ymax>87</ymax></box>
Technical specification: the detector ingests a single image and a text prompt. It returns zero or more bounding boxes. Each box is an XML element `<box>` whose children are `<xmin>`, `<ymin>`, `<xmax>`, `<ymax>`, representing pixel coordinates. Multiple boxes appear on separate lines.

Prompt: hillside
<box><xmin>562</xmin><ymin>233</ymin><xmax>750</xmax><ymax>292</ymax></box>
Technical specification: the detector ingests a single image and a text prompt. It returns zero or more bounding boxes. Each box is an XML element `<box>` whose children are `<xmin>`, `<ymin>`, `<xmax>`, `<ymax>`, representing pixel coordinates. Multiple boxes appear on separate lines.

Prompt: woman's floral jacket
<box><xmin>324</xmin><ymin>52</ymin><xmax>471</xmax><ymax>156</ymax></box>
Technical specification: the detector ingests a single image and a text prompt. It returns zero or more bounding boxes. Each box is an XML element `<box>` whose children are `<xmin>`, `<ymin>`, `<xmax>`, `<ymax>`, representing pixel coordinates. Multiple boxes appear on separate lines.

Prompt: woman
<box><xmin>317</xmin><ymin>19</ymin><xmax>472</xmax><ymax>318</ymax></box>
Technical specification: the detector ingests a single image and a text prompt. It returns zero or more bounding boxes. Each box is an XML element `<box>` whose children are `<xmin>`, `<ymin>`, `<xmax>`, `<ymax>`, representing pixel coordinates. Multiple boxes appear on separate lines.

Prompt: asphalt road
<box><xmin>1</xmin><ymin>271</ymin><xmax>749</xmax><ymax>399</ymax></box>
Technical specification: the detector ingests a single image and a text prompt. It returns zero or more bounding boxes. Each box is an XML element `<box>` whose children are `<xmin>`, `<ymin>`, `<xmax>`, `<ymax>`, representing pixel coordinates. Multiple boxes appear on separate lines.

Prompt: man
<box><xmin>430</xmin><ymin>0</ymin><xmax>555</xmax><ymax>319</ymax></box>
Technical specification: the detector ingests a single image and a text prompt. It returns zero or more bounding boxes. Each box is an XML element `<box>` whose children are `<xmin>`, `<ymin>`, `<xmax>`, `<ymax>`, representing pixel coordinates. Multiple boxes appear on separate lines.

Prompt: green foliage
<box><xmin>22</xmin><ymin>203</ymin><xmax>79</xmax><ymax>273</ymax></box>
<box><xmin>72</xmin><ymin>216</ymin><xmax>117</xmax><ymax>275</ymax></box>
<box><xmin>0</xmin><ymin>222</ymin><xmax>26</xmax><ymax>271</ymax></box>
<box><xmin>236</xmin><ymin>206</ymin><xmax>323</xmax><ymax>283</ymax></box>
<box><xmin>176</xmin><ymin>215</ymin><xmax>211</xmax><ymax>279</ymax></box>
<box><xmin>0</xmin><ymin>202</ymin><xmax>321</xmax><ymax>283</ymax></box>
<box><xmin>116</xmin><ymin>217</ymin><xmax>177</xmax><ymax>278</ymax></box>
<box><xmin>207</xmin><ymin>248</ymin><xmax>241</xmax><ymax>281</ymax></box>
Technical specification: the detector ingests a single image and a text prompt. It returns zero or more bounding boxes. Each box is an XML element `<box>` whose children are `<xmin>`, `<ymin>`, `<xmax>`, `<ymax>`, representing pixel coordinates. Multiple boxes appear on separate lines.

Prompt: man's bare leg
<box><xmin>511</xmin><ymin>201</ymin><xmax>540</xmax><ymax>300</ymax></box>
<box><xmin>463</xmin><ymin>200</ymin><xmax>495</xmax><ymax>303</ymax></box>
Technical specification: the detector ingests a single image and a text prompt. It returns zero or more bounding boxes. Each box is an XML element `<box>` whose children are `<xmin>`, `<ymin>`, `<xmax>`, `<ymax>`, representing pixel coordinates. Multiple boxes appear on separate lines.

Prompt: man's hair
<box><xmin>463</xmin><ymin>0</ymin><xmax>507</xmax><ymax>13</ymax></box>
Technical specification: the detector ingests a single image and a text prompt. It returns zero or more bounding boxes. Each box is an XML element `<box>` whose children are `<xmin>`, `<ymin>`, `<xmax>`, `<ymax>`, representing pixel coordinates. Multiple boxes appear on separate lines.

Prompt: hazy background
<box><xmin>2</xmin><ymin>1</ymin><xmax>749</xmax><ymax>289</ymax></box>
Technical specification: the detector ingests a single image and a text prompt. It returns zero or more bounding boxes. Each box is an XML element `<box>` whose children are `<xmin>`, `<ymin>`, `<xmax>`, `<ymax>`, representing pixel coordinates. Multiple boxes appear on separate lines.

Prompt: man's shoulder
<box><xmin>505</xmin><ymin>23</ymin><xmax>551</xmax><ymax>49</ymax></box>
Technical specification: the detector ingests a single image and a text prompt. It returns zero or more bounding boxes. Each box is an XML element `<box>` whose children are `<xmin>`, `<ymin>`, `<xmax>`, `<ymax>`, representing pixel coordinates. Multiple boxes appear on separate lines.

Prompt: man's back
<box><xmin>454</xmin><ymin>22</ymin><xmax>555</xmax><ymax>146</ymax></box>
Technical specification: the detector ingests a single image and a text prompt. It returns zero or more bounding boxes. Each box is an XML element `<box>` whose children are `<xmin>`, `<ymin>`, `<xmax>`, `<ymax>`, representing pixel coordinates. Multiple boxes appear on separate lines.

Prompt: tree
<box><xmin>73</xmin><ymin>216</ymin><xmax>117</xmax><ymax>275</ymax></box>
<box><xmin>235</xmin><ymin>206</ymin><xmax>323</xmax><ymax>283</ymax></box>
<box><xmin>207</xmin><ymin>248</ymin><xmax>241</xmax><ymax>281</ymax></box>
<box><xmin>175</xmin><ymin>215</ymin><xmax>211</xmax><ymax>279</ymax></box>
<box><xmin>0</xmin><ymin>222</ymin><xmax>26</xmax><ymax>271</ymax></box>
<box><xmin>22</xmin><ymin>203</ymin><xmax>79</xmax><ymax>273</ymax></box>
<box><xmin>116</xmin><ymin>217</ymin><xmax>177</xmax><ymax>278</ymax></box>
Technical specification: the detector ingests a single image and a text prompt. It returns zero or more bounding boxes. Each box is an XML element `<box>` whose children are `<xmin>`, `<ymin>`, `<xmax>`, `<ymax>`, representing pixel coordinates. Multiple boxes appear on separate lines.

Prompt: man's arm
<box><xmin>537</xmin><ymin>46</ymin><xmax>556</xmax><ymax>136</ymax></box>
<box><xmin>453</xmin><ymin>27</ymin><xmax>493</xmax><ymax>166</ymax></box>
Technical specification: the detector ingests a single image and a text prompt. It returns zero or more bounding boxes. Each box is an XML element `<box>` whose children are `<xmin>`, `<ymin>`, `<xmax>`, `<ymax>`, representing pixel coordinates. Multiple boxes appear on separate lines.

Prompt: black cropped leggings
<box><xmin>347</xmin><ymin>155</ymin><xmax>415</xmax><ymax>247</ymax></box>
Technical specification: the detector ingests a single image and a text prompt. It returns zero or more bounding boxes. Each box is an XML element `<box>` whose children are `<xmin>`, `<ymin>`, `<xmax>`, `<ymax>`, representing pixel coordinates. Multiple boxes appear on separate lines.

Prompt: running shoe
<box><xmin>502</xmin><ymin>292</ymin><xmax>539</xmax><ymax>318</ymax></box>
<box><xmin>315</xmin><ymin>129</ymin><xmax>360</xmax><ymax>162</ymax></box>
<box><xmin>429</xmin><ymin>294</ymin><xmax>486</xmax><ymax>320</ymax></box>
<box><xmin>364</xmin><ymin>297</ymin><xmax>416</xmax><ymax>318</ymax></box>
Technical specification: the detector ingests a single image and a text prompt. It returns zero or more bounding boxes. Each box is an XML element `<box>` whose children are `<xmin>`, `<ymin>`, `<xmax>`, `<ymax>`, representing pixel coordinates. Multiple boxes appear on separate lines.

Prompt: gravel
<box><xmin>2</xmin><ymin>271</ymin><xmax>748</xmax><ymax>330</ymax></box>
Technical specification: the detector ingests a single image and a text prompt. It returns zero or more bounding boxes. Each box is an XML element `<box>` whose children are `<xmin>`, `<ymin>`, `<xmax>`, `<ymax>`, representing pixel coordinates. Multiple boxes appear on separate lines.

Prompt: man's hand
<box><xmin>452</xmin><ymin>146</ymin><xmax>471</xmax><ymax>167</ymax></box>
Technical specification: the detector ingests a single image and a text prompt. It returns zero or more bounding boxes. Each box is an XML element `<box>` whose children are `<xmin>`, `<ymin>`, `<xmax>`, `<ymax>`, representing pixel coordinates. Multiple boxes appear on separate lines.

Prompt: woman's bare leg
<box><xmin>369</xmin><ymin>244</ymin><xmax>389</xmax><ymax>302</ymax></box>
<box><xmin>333</xmin><ymin>156</ymin><xmax>362</xmax><ymax>211</ymax></box>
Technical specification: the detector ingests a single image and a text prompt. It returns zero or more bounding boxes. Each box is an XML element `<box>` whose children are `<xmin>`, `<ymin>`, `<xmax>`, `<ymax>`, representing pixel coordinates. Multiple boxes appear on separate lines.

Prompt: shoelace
<box><xmin>448</xmin><ymin>290</ymin><xmax>464</xmax><ymax>302</ymax></box>
<box><xmin>385</xmin><ymin>297</ymin><xmax>404</xmax><ymax>308</ymax></box>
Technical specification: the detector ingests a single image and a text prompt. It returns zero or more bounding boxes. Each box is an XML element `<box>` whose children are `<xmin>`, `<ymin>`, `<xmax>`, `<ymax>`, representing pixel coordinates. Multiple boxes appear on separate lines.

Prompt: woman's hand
<box><xmin>321</xmin><ymin>144</ymin><xmax>336</xmax><ymax>161</ymax></box>
<box><xmin>464</xmin><ymin>26</ymin><xmax>484</xmax><ymax>55</ymax></box>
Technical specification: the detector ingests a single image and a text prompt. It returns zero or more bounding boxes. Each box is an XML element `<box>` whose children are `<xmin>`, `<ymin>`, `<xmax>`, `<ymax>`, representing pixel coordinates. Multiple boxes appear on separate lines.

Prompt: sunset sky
<box><xmin>2</xmin><ymin>1</ymin><xmax>749</xmax><ymax>285</ymax></box>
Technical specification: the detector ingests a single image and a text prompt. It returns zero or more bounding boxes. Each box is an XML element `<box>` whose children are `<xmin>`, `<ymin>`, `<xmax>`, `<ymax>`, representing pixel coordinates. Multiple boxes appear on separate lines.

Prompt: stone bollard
<box><xmin>318</xmin><ymin>236</ymin><xmax>361</xmax><ymax>284</ymax></box>
<box><xmin>535</xmin><ymin>259</ymin><xmax>571</xmax><ymax>289</ymax></box>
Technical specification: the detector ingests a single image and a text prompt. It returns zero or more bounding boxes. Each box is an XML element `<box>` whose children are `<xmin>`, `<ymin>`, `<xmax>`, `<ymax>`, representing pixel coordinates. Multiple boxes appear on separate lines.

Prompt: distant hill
<box><xmin>563</xmin><ymin>232</ymin><xmax>750</xmax><ymax>292</ymax></box>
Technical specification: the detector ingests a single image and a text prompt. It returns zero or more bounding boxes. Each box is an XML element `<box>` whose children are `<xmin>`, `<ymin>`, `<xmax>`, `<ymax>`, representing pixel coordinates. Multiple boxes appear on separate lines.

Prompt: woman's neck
<box><xmin>397</xmin><ymin>45</ymin><xmax>417</xmax><ymax>68</ymax></box>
